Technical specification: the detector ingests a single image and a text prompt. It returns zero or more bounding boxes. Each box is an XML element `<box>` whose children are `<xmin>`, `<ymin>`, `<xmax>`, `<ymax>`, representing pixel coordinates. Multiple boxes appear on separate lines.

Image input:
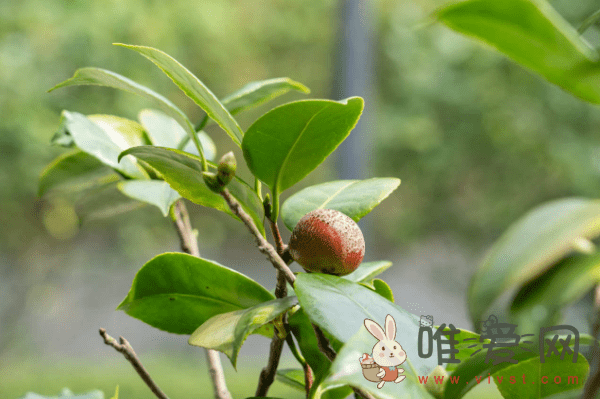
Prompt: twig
<box><xmin>172</xmin><ymin>200</ymin><xmax>199</xmax><ymax>257</ymax></box>
<box><xmin>582</xmin><ymin>285</ymin><xmax>600</xmax><ymax>399</ymax></box>
<box><xmin>171</xmin><ymin>199</ymin><xmax>233</xmax><ymax>399</ymax></box>
<box><xmin>256</xmin><ymin>267</ymin><xmax>289</xmax><ymax>396</ymax></box>
<box><xmin>312</xmin><ymin>323</ymin><xmax>337</xmax><ymax>362</ymax></box>
<box><xmin>219</xmin><ymin>189</ymin><xmax>296</xmax><ymax>285</ymax></box>
<box><xmin>99</xmin><ymin>328</ymin><xmax>169</xmax><ymax>399</ymax></box>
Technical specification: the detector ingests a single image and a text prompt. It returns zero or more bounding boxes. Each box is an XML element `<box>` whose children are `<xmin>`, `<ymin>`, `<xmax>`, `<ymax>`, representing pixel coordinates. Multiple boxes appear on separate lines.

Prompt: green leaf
<box><xmin>242</xmin><ymin>97</ymin><xmax>364</xmax><ymax>195</ymax></box>
<box><xmin>361</xmin><ymin>279</ymin><xmax>394</xmax><ymax>303</ymax></box>
<box><xmin>120</xmin><ymin>146</ymin><xmax>265</xmax><ymax>235</ymax></box>
<box><xmin>469</xmin><ymin>198</ymin><xmax>600</xmax><ymax>326</ymax></box>
<box><xmin>313</xmin><ymin>325</ymin><xmax>435</xmax><ymax>399</ymax></box>
<box><xmin>288</xmin><ymin>308</ymin><xmax>331</xmax><ymax>380</ymax></box>
<box><xmin>138</xmin><ymin>109</ymin><xmax>216</xmax><ymax>160</ymax></box>
<box><xmin>222</xmin><ymin>77</ymin><xmax>310</xmax><ymax>115</ymax></box>
<box><xmin>275</xmin><ymin>368</ymin><xmax>306</xmax><ymax>392</ymax></box>
<box><xmin>38</xmin><ymin>150</ymin><xmax>117</xmax><ymax>197</ymax></box>
<box><xmin>48</xmin><ymin>68</ymin><xmax>200</xmax><ymax>147</ymax></box>
<box><xmin>492</xmin><ymin>355</ymin><xmax>588</xmax><ymax>399</ymax></box>
<box><xmin>435</xmin><ymin>0</ymin><xmax>600</xmax><ymax>104</ymax></box>
<box><xmin>282</xmin><ymin>178</ymin><xmax>401</xmax><ymax>231</ymax></box>
<box><xmin>118</xmin><ymin>252</ymin><xmax>274</xmax><ymax>334</ymax></box>
<box><xmin>115</xmin><ymin>43</ymin><xmax>243</xmax><ymax>146</ymax></box>
<box><xmin>294</xmin><ymin>274</ymin><xmax>438</xmax><ymax>377</ymax></box>
<box><xmin>54</xmin><ymin>111</ymin><xmax>149</xmax><ymax>179</ymax></box>
<box><xmin>343</xmin><ymin>261</ymin><xmax>393</xmax><ymax>283</ymax></box>
<box><xmin>19</xmin><ymin>389</ymin><xmax>104</xmax><ymax>399</ymax></box>
<box><xmin>511</xmin><ymin>252</ymin><xmax>600</xmax><ymax>333</ymax></box>
<box><xmin>188</xmin><ymin>296</ymin><xmax>298</xmax><ymax>368</ymax></box>
<box><xmin>87</xmin><ymin>114</ymin><xmax>150</xmax><ymax>148</ymax></box>
<box><xmin>117</xmin><ymin>180</ymin><xmax>181</xmax><ymax>217</ymax></box>
<box><xmin>442</xmin><ymin>333</ymin><xmax>594</xmax><ymax>399</ymax></box>
<box><xmin>109</xmin><ymin>386</ymin><xmax>118</xmax><ymax>399</ymax></box>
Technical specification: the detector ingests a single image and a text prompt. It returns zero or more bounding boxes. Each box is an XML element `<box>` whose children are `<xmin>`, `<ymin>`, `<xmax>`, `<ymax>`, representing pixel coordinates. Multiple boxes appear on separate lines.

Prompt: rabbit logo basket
<box><xmin>360</xmin><ymin>314</ymin><xmax>407</xmax><ymax>389</ymax></box>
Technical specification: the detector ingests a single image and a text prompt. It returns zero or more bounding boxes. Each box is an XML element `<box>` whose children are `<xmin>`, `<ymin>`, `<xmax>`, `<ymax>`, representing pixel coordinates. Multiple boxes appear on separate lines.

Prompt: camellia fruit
<box><xmin>288</xmin><ymin>209</ymin><xmax>365</xmax><ymax>276</ymax></box>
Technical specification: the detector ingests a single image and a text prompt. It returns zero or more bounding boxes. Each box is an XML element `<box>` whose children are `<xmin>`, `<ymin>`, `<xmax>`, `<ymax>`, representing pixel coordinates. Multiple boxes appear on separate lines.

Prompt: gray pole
<box><xmin>333</xmin><ymin>0</ymin><xmax>374</xmax><ymax>232</ymax></box>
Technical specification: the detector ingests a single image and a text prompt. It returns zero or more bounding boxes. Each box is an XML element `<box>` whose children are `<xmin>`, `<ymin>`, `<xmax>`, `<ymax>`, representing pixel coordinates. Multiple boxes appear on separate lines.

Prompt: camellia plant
<box><xmin>37</xmin><ymin>0</ymin><xmax>600</xmax><ymax>396</ymax></box>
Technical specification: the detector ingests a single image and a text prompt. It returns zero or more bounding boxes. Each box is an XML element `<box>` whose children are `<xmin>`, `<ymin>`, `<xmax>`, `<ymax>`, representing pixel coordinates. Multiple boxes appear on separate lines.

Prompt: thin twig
<box><xmin>582</xmin><ymin>285</ymin><xmax>600</xmax><ymax>399</ymax></box>
<box><xmin>171</xmin><ymin>199</ymin><xmax>233</xmax><ymax>399</ymax></box>
<box><xmin>99</xmin><ymin>328</ymin><xmax>170</xmax><ymax>399</ymax></box>
<box><xmin>579</xmin><ymin>8</ymin><xmax>600</xmax><ymax>34</ymax></box>
<box><xmin>256</xmin><ymin>267</ymin><xmax>289</xmax><ymax>396</ymax></box>
<box><xmin>219</xmin><ymin>189</ymin><xmax>296</xmax><ymax>285</ymax></box>
<box><xmin>312</xmin><ymin>323</ymin><xmax>337</xmax><ymax>362</ymax></box>
<box><xmin>172</xmin><ymin>200</ymin><xmax>199</xmax><ymax>257</ymax></box>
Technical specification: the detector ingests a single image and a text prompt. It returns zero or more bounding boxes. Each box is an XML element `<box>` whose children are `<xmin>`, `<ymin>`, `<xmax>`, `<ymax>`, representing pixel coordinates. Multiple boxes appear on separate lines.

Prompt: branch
<box><xmin>582</xmin><ymin>285</ymin><xmax>600</xmax><ymax>399</ymax></box>
<box><xmin>172</xmin><ymin>200</ymin><xmax>199</xmax><ymax>257</ymax></box>
<box><xmin>99</xmin><ymin>328</ymin><xmax>169</xmax><ymax>399</ymax></box>
<box><xmin>312</xmin><ymin>323</ymin><xmax>337</xmax><ymax>362</ymax></box>
<box><xmin>171</xmin><ymin>199</ymin><xmax>233</xmax><ymax>399</ymax></box>
<box><xmin>219</xmin><ymin>189</ymin><xmax>296</xmax><ymax>285</ymax></box>
<box><xmin>256</xmin><ymin>269</ymin><xmax>289</xmax><ymax>396</ymax></box>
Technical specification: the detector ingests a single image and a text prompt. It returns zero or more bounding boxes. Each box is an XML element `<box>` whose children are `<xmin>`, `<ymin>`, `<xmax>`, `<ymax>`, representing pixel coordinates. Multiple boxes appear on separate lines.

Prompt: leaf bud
<box><xmin>216</xmin><ymin>151</ymin><xmax>236</xmax><ymax>186</ymax></box>
<box><xmin>202</xmin><ymin>171</ymin><xmax>223</xmax><ymax>193</ymax></box>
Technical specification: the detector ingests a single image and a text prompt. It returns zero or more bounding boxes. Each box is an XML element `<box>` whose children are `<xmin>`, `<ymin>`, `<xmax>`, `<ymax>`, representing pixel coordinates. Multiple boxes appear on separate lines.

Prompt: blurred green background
<box><xmin>2</xmin><ymin>0</ymin><xmax>600</xmax><ymax>397</ymax></box>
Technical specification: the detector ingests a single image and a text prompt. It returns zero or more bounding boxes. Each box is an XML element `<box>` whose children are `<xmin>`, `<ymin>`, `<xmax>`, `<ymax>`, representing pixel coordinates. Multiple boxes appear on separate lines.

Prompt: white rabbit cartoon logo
<box><xmin>360</xmin><ymin>314</ymin><xmax>407</xmax><ymax>389</ymax></box>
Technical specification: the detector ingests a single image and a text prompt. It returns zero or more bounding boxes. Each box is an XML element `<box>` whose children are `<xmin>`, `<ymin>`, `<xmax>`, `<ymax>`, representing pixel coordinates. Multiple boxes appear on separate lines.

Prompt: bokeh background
<box><xmin>2</xmin><ymin>0</ymin><xmax>600</xmax><ymax>397</ymax></box>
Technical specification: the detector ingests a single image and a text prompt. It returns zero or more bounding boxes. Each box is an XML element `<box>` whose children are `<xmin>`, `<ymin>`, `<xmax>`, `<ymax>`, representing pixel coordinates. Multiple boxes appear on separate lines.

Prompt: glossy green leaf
<box><xmin>436</xmin><ymin>0</ymin><xmax>600</xmax><ymax>104</ymax></box>
<box><xmin>38</xmin><ymin>150</ymin><xmax>117</xmax><ymax>197</ymax></box>
<box><xmin>118</xmin><ymin>252</ymin><xmax>274</xmax><ymax>334</ymax></box>
<box><xmin>433</xmin><ymin>327</ymin><xmax>488</xmax><ymax>373</ymax></box>
<box><xmin>275</xmin><ymin>368</ymin><xmax>306</xmax><ymax>392</ymax></box>
<box><xmin>282</xmin><ymin>178</ymin><xmax>401</xmax><ymax>231</ymax></box>
<box><xmin>117</xmin><ymin>180</ymin><xmax>181</xmax><ymax>217</ymax></box>
<box><xmin>48</xmin><ymin>68</ymin><xmax>199</xmax><ymax>144</ymax></box>
<box><xmin>493</xmin><ymin>355</ymin><xmax>588</xmax><ymax>399</ymax></box>
<box><xmin>368</xmin><ymin>279</ymin><xmax>395</xmax><ymax>303</ymax></box>
<box><xmin>53</xmin><ymin>111</ymin><xmax>149</xmax><ymax>179</ymax></box>
<box><xmin>313</xmin><ymin>325</ymin><xmax>435</xmax><ymax>399</ymax></box>
<box><xmin>115</xmin><ymin>43</ymin><xmax>243</xmax><ymax>146</ymax></box>
<box><xmin>511</xmin><ymin>252</ymin><xmax>600</xmax><ymax>333</ymax></box>
<box><xmin>87</xmin><ymin>114</ymin><xmax>149</xmax><ymax>148</ymax></box>
<box><xmin>288</xmin><ymin>308</ymin><xmax>331</xmax><ymax>380</ymax></box>
<box><xmin>138</xmin><ymin>109</ymin><xmax>216</xmax><ymax>160</ymax></box>
<box><xmin>287</xmin><ymin>309</ymin><xmax>353</xmax><ymax>399</ymax></box>
<box><xmin>19</xmin><ymin>389</ymin><xmax>104</xmax><ymax>399</ymax></box>
<box><xmin>469</xmin><ymin>198</ymin><xmax>600</xmax><ymax>326</ymax></box>
<box><xmin>243</xmin><ymin>97</ymin><xmax>364</xmax><ymax>195</ymax></box>
<box><xmin>222</xmin><ymin>77</ymin><xmax>310</xmax><ymax>115</ymax></box>
<box><xmin>120</xmin><ymin>146</ymin><xmax>265</xmax><ymax>235</ymax></box>
<box><xmin>188</xmin><ymin>296</ymin><xmax>297</xmax><ymax>368</ymax></box>
<box><xmin>294</xmin><ymin>274</ymin><xmax>438</xmax><ymax>378</ymax></box>
<box><xmin>343</xmin><ymin>261</ymin><xmax>393</xmax><ymax>283</ymax></box>
<box><xmin>442</xmin><ymin>333</ymin><xmax>594</xmax><ymax>399</ymax></box>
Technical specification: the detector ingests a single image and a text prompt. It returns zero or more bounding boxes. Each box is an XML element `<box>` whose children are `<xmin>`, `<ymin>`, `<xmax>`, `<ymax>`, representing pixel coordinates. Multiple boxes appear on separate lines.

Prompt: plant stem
<box><xmin>171</xmin><ymin>199</ymin><xmax>233</xmax><ymax>399</ymax></box>
<box><xmin>579</xmin><ymin>9</ymin><xmax>600</xmax><ymax>34</ymax></box>
<box><xmin>255</xmin><ymin>271</ymin><xmax>288</xmax><ymax>397</ymax></box>
<box><xmin>286</xmin><ymin>334</ymin><xmax>313</xmax><ymax>398</ymax></box>
<box><xmin>99</xmin><ymin>328</ymin><xmax>170</xmax><ymax>399</ymax></box>
<box><xmin>582</xmin><ymin>285</ymin><xmax>600</xmax><ymax>399</ymax></box>
<box><xmin>219</xmin><ymin>188</ymin><xmax>296</xmax><ymax>285</ymax></box>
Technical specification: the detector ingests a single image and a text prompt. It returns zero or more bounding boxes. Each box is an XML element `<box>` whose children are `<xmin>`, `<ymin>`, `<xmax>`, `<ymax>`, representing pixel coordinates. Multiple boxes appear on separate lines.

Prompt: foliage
<box><xmin>31</xmin><ymin>0</ymin><xmax>600</xmax><ymax>398</ymax></box>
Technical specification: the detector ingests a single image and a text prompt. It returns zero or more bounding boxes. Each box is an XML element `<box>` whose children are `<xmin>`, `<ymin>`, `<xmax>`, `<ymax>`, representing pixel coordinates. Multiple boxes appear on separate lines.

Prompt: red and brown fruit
<box><xmin>288</xmin><ymin>209</ymin><xmax>365</xmax><ymax>276</ymax></box>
